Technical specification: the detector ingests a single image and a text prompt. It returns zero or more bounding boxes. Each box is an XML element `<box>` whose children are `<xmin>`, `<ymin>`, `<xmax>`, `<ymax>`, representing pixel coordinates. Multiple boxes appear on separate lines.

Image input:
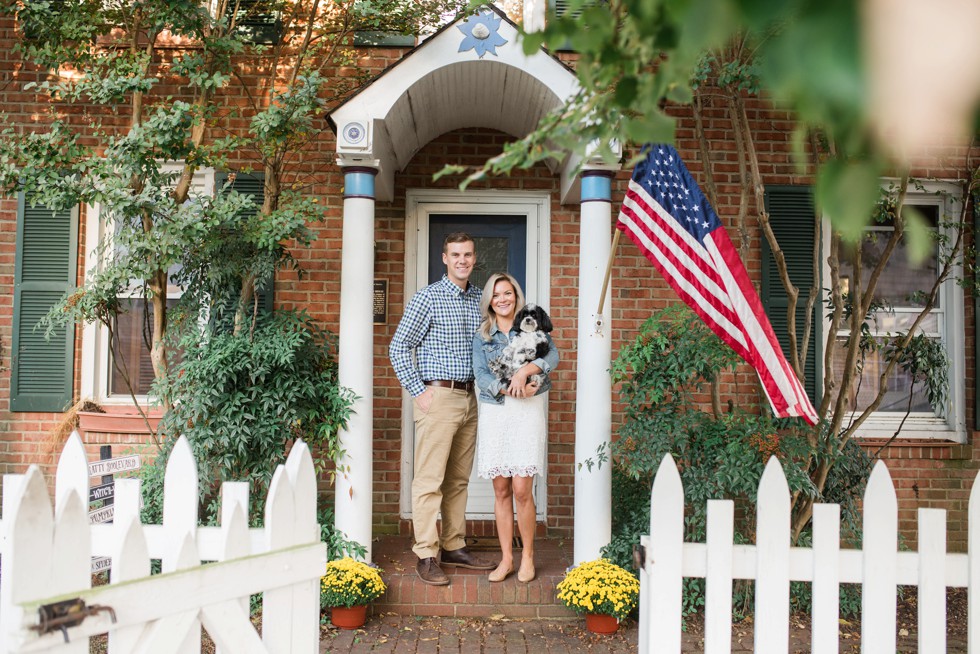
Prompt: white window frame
<box><xmin>80</xmin><ymin>165</ymin><xmax>215</xmax><ymax>404</ymax></box>
<box><xmin>823</xmin><ymin>179</ymin><xmax>966</xmax><ymax>441</ymax></box>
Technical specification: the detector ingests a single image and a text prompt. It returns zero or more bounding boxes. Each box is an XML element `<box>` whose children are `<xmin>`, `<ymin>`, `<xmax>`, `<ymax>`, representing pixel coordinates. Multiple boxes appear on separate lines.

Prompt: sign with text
<box><xmin>89</xmin><ymin>482</ymin><xmax>115</xmax><ymax>503</ymax></box>
<box><xmin>91</xmin><ymin>557</ymin><xmax>111</xmax><ymax>574</ymax></box>
<box><xmin>88</xmin><ymin>454</ymin><xmax>140</xmax><ymax>477</ymax></box>
<box><xmin>89</xmin><ymin>504</ymin><xmax>114</xmax><ymax>524</ymax></box>
<box><xmin>374</xmin><ymin>279</ymin><xmax>387</xmax><ymax>324</ymax></box>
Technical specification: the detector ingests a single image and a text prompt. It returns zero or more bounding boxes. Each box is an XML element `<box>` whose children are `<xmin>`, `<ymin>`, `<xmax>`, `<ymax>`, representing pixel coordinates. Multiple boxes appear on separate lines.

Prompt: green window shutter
<box><xmin>352</xmin><ymin>31</ymin><xmax>415</xmax><ymax>47</ymax></box>
<box><xmin>762</xmin><ymin>186</ymin><xmax>821</xmax><ymax>405</ymax></box>
<box><xmin>548</xmin><ymin>0</ymin><xmax>608</xmax><ymax>51</ymax></box>
<box><xmin>215</xmin><ymin>172</ymin><xmax>274</xmax><ymax>315</ymax></box>
<box><xmin>10</xmin><ymin>195</ymin><xmax>77</xmax><ymax>412</ymax></box>
<box><xmin>228</xmin><ymin>0</ymin><xmax>282</xmax><ymax>45</ymax></box>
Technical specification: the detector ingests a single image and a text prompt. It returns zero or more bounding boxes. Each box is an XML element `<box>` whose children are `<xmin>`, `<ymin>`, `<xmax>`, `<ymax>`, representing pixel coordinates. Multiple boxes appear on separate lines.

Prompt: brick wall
<box><xmin>1</xmin><ymin>13</ymin><xmax>979</xmax><ymax>550</ymax></box>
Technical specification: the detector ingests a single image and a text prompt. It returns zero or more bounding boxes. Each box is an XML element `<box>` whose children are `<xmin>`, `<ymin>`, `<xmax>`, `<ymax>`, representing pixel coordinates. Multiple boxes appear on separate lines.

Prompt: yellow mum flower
<box><xmin>320</xmin><ymin>557</ymin><xmax>387</xmax><ymax>609</ymax></box>
<box><xmin>555</xmin><ymin>558</ymin><xmax>639</xmax><ymax>621</ymax></box>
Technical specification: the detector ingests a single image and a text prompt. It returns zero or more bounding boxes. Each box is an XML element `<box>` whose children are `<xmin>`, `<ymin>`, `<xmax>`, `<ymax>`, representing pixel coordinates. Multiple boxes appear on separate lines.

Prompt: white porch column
<box><xmin>335</xmin><ymin>166</ymin><xmax>378</xmax><ymax>561</ymax></box>
<box><xmin>573</xmin><ymin>170</ymin><xmax>614</xmax><ymax>564</ymax></box>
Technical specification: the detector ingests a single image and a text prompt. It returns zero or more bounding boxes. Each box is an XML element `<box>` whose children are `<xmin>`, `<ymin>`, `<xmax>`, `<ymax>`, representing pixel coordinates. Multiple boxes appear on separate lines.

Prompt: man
<box><xmin>389</xmin><ymin>232</ymin><xmax>496</xmax><ymax>585</ymax></box>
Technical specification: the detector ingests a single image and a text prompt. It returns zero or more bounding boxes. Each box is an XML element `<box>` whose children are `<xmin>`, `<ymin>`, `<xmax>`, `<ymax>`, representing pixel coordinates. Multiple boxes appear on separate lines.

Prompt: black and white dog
<box><xmin>488</xmin><ymin>303</ymin><xmax>553</xmax><ymax>386</ymax></box>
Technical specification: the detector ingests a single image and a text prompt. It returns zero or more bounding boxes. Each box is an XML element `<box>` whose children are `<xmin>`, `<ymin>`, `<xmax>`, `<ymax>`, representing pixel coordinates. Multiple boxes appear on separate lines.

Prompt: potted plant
<box><xmin>556</xmin><ymin>558</ymin><xmax>640</xmax><ymax>634</ymax></box>
<box><xmin>320</xmin><ymin>557</ymin><xmax>387</xmax><ymax>629</ymax></box>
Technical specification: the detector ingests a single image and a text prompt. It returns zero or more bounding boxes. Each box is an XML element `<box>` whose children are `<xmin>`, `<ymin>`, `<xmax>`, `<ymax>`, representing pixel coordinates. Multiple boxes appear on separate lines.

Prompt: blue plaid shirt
<box><xmin>389</xmin><ymin>275</ymin><xmax>483</xmax><ymax>397</ymax></box>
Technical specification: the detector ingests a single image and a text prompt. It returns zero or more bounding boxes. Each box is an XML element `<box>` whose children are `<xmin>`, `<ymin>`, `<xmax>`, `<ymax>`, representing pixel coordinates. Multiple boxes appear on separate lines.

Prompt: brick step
<box><xmin>370</xmin><ymin>535</ymin><xmax>578</xmax><ymax>619</ymax></box>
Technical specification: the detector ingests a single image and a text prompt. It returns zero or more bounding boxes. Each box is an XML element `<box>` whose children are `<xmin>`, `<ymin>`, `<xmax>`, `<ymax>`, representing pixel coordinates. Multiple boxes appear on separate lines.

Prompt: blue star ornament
<box><xmin>458</xmin><ymin>10</ymin><xmax>507</xmax><ymax>58</ymax></box>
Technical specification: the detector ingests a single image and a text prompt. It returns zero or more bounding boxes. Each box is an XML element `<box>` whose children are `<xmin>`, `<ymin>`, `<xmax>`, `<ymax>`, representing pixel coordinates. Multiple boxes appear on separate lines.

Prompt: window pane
<box><xmin>867</xmin><ymin>310</ymin><xmax>939</xmax><ymax>335</ymax></box>
<box><xmin>110</xmin><ymin>298</ymin><xmax>178</xmax><ymax>396</ymax></box>
<box><xmin>471</xmin><ymin>236</ymin><xmax>510</xmax><ymax>291</ymax></box>
<box><xmin>838</xmin><ymin>205</ymin><xmax>939</xmax><ymax>309</ymax></box>
<box><xmin>831</xmin><ymin>338</ymin><xmax>933</xmax><ymax>413</ymax></box>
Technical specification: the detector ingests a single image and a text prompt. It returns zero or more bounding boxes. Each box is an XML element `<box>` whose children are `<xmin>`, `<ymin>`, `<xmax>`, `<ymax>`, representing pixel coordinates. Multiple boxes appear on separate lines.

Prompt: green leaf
<box><xmin>614</xmin><ymin>76</ymin><xmax>638</xmax><ymax>107</ymax></box>
<box><xmin>902</xmin><ymin>205</ymin><xmax>933</xmax><ymax>265</ymax></box>
<box><xmin>815</xmin><ymin>158</ymin><xmax>881</xmax><ymax>242</ymax></box>
<box><xmin>665</xmin><ymin>82</ymin><xmax>693</xmax><ymax>105</ymax></box>
<box><xmin>624</xmin><ymin>111</ymin><xmax>676</xmax><ymax>145</ymax></box>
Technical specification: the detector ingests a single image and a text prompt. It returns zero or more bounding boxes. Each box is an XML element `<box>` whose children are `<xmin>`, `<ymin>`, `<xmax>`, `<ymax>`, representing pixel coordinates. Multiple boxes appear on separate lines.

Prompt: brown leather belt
<box><xmin>424</xmin><ymin>379</ymin><xmax>474</xmax><ymax>392</ymax></box>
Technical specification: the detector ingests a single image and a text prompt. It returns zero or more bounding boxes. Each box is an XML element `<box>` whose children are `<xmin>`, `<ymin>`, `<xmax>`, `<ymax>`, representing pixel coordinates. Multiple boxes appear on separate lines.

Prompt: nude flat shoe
<box><xmin>489</xmin><ymin>564</ymin><xmax>514</xmax><ymax>583</ymax></box>
<box><xmin>517</xmin><ymin>564</ymin><xmax>536</xmax><ymax>583</ymax></box>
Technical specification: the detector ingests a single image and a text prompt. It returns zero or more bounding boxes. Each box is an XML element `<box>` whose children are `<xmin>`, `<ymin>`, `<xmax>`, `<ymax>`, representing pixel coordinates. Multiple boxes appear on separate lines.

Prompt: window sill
<box><xmin>78</xmin><ymin>405</ymin><xmax>164</xmax><ymax>434</ymax></box>
<box><xmin>843</xmin><ymin>413</ymin><xmax>965</xmax><ymax>443</ymax></box>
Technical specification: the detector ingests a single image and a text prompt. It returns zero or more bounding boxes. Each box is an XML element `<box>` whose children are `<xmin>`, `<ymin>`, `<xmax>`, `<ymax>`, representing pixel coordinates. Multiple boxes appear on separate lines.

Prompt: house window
<box><xmin>828</xmin><ymin>182</ymin><xmax>965</xmax><ymax>440</ymax></box>
<box><xmin>81</xmin><ymin>166</ymin><xmax>214</xmax><ymax>403</ymax></box>
<box><xmin>228</xmin><ymin>0</ymin><xmax>281</xmax><ymax>45</ymax></box>
<box><xmin>108</xmin><ymin>297</ymin><xmax>179</xmax><ymax>396</ymax></box>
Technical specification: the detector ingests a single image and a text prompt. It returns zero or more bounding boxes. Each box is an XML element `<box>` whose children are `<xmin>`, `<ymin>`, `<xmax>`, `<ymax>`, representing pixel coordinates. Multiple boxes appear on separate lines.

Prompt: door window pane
<box><xmin>472</xmin><ymin>236</ymin><xmax>510</xmax><ymax>291</ymax></box>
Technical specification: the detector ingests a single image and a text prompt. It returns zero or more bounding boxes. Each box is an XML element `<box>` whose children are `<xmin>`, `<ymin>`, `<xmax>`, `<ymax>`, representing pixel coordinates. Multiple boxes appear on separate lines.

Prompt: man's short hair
<box><xmin>443</xmin><ymin>232</ymin><xmax>475</xmax><ymax>254</ymax></box>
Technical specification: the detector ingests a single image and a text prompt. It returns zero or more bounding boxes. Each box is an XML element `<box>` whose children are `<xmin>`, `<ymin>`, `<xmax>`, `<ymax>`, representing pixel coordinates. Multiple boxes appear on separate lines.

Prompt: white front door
<box><xmin>401</xmin><ymin>190</ymin><xmax>551</xmax><ymax>520</ymax></box>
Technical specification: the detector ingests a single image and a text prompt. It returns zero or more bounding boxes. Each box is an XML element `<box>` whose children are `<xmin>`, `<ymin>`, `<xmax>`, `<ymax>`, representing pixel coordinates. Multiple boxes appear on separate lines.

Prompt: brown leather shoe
<box><xmin>440</xmin><ymin>546</ymin><xmax>496</xmax><ymax>570</ymax></box>
<box><xmin>416</xmin><ymin>557</ymin><xmax>450</xmax><ymax>585</ymax></box>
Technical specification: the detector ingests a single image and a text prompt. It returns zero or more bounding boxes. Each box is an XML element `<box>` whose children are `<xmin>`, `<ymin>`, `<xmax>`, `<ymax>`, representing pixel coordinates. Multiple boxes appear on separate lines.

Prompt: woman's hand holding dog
<box><xmin>506</xmin><ymin>364</ymin><xmax>540</xmax><ymax>398</ymax></box>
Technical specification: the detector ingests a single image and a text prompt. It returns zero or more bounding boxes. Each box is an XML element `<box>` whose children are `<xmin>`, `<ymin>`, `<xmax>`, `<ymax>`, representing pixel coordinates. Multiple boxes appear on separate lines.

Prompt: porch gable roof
<box><xmin>327</xmin><ymin>5</ymin><xmax>582</xmax><ymax>202</ymax></box>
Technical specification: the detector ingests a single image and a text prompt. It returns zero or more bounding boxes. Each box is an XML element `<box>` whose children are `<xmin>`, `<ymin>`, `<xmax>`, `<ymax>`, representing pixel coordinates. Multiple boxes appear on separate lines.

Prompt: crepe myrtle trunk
<box><xmin>148</xmin><ymin>267</ymin><xmax>170</xmax><ymax>410</ymax></box>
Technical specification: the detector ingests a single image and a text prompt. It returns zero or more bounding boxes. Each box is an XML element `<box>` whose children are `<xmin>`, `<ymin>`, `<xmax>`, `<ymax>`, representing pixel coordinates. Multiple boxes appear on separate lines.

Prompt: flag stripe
<box><xmin>621</xmin><ymin>183</ymin><xmax>746</xmax><ymax>335</ymax></box>
<box><xmin>619</xmin><ymin>190</ymin><xmax>750</xmax><ymax>355</ymax></box>
<box><xmin>616</xmin><ymin>144</ymin><xmax>818</xmax><ymax>425</ymax></box>
<box><xmin>705</xmin><ymin>231</ymin><xmax>803</xmax><ymax>415</ymax></box>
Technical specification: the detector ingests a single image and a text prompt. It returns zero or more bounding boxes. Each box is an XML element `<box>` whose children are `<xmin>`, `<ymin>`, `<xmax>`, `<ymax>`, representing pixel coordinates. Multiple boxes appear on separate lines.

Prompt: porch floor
<box><xmin>370</xmin><ymin>534</ymin><xmax>578</xmax><ymax>619</ymax></box>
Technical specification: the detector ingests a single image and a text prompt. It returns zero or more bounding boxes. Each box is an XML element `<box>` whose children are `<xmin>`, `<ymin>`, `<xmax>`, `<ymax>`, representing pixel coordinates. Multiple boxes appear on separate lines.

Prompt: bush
<box><xmin>140</xmin><ymin>310</ymin><xmax>358</xmax><ymax>551</ymax></box>
<box><xmin>154</xmin><ymin>310</ymin><xmax>354</xmax><ymax>508</ymax></box>
<box><xmin>602</xmin><ymin>306</ymin><xmax>867</xmax><ymax>618</ymax></box>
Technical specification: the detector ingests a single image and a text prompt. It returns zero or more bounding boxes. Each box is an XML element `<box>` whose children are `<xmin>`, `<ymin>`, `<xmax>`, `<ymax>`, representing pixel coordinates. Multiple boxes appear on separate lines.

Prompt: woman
<box><xmin>472</xmin><ymin>272</ymin><xmax>559</xmax><ymax>583</ymax></box>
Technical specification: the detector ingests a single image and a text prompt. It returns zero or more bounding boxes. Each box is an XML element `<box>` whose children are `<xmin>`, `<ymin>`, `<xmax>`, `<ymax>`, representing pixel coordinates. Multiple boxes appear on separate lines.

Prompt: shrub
<box><xmin>140</xmin><ymin>310</ymin><xmax>360</xmax><ymax>557</ymax></box>
<box><xmin>602</xmin><ymin>306</ymin><xmax>868</xmax><ymax>618</ymax></box>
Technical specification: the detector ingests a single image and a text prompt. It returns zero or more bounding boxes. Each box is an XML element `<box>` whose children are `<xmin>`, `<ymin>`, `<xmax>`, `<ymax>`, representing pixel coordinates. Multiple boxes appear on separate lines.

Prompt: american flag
<box><xmin>617</xmin><ymin>144</ymin><xmax>818</xmax><ymax>425</ymax></box>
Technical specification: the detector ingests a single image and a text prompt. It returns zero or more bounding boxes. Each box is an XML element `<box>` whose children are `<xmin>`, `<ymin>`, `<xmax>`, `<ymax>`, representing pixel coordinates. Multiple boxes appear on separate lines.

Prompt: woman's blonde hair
<box><xmin>477</xmin><ymin>272</ymin><xmax>526</xmax><ymax>341</ymax></box>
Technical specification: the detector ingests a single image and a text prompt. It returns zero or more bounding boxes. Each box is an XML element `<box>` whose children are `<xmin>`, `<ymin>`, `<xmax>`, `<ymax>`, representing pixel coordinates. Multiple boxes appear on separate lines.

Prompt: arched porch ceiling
<box><xmin>328</xmin><ymin>6</ymin><xmax>589</xmax><ymax>203</ymax></box>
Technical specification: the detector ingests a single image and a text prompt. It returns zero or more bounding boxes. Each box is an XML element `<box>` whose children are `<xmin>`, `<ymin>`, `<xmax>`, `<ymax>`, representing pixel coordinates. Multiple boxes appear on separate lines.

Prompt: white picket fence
<box><xmin>638</xmin><ymin>455</ymin><xmax>979</xmax><ymax>653</ymax></box>
<box><xmin>0</xmin><ymin>431</ymin><xmax>325</xmax><ymax>653</ymax></box>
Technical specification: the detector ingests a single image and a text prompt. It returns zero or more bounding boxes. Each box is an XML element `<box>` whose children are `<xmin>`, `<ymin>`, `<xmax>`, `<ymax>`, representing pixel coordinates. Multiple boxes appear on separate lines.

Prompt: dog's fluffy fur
<box><xmin>488</xmin><ymin>303</ymin><xmax>553</xmax><ymax>387</ymax></box>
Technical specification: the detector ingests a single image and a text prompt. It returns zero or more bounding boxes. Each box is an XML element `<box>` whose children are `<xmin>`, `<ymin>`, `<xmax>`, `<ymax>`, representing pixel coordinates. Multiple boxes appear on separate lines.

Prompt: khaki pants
<box><xmin>411</xmin><ymin>386</ymin><xmax>479</xmax><ymax>559</ymax></box>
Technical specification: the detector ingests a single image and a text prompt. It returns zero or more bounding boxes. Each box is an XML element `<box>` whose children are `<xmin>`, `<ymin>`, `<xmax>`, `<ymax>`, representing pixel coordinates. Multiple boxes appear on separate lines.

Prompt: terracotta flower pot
<box><xmin>585</xmin><ymin>612</ymin><xmax>619</xmax><ymax>635</ymax></box>
<box><xmin>330</xmin><ymin>604</ymin><xmax>368</xmax><ymax>630</ymax></box>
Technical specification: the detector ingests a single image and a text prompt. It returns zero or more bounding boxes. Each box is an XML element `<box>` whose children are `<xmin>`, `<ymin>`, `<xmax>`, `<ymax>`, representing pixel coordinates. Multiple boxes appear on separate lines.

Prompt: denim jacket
<box><xmin>472</xmin><ymin>323</ymin><xmax>560</xmax><ymax>405</ymax></box>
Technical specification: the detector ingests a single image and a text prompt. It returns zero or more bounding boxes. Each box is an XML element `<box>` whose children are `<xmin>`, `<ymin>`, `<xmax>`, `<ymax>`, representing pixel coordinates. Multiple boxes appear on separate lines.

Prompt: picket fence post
<box><xmin>809</xmin><ymin>502</ymin><xmax>839</xmax><ymax>654</ymax></box>
<box><xmin>646</xmin><ymin>454</ymin><xmax>684</xmax><ymax>653</ymax></box>
<box><xmin>261</xmin><ymin>440</ymin><xmax>320</xmax><ymax>653</ymax></box>
<box><xmin>703</xmin><ymin>500</ymin><xmax>733</xmax><ymax>654</ymax></box>
<box><xmin>861</xmin><ymin>461</ymin><xmax>897</xmax><ymax>654</ymax></box>
<box><xmin>918</xmin><ymin>507</ymin><xmax>946</xmax><ymax>650</ymax></box>
<box><xmin>754</xmin><ymin>458</ymin><xmax>790</xmax><ymax>653</ymax></box>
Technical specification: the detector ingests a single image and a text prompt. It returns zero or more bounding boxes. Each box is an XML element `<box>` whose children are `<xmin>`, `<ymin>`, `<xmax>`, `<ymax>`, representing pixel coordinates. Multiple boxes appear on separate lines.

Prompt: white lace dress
<box><xmin>476</xmin><ymin>392</ymin><xmax>547</xmax><ymax>479</ymax></box>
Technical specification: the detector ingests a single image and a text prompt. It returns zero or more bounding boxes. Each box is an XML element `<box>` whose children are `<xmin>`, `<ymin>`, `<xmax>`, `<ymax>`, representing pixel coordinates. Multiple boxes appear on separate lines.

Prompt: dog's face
<box><xmin>515</xmin><ymin>303</ymin><xmax>553</xmax><ymax>334</ymax></box>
